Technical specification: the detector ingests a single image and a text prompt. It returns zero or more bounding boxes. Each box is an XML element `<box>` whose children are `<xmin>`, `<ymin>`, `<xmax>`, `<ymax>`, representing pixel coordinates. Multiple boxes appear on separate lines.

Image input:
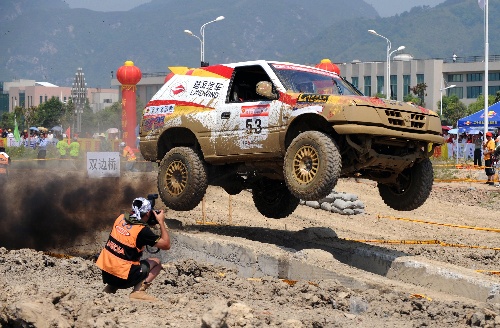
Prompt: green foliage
<box><xmin>37</xmin><ymin>97</ymin><xmax>68</xmax><ymax>129</ymax></box>
<box><xmin>441</xmin><ymin>95</ymin><xmax>468</xmax><ymax>126</ymax></box>
<box><xmin>467</xmin><ymin>94</ymin><xmax>497</xmax><ymax>113</ymax></box>
<box><xmin>95</xmin><ymin>102</ymin><xmax>122</xmax><ymax>132</ymax></box>
<box><xmin>403</xmin><ymin>93</ymin><xmax>421</xmax><ymax>104</ymax></box>
<box><xmin>410</xmin><ymin>83</ymin><xmax>427</xmax><ymax>106</ymax></box>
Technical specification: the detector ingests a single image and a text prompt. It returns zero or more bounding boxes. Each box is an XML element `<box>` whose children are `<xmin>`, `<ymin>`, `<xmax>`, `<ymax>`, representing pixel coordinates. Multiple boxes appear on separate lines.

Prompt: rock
<box><xmin>349</xmin><ymin>296</ymin><xmax>369</xmax><ymax>314</ymax></box>
<box><xmin>305</xmin><ymin>201</ymin><xmax>321</xmax><ymax>209</ymax></box>
<box><xmin>226</xmin><ymin>302</ymin><xmax>254</xmax><ymax>327</ymax></box>
<box><xmin>282</xmin><ymin>319</ymin><xmax>303</xmax><ymax>327</ymax></box>
<box><xmin>342</xmin><ymin>209</ymin><xmax>355</xmax><ymax>215</ymax></box>
<box><xmin>320</xmin><ymin>202</ymin><xmax>332</xmax><ymax>211</ymax></box>
<box><xmin>201</xmin><ymin>299</ymin><xmax>229</xmax><ymax>328</ymax></box>
<box><xmin>6</xmin><ymin>300</ymin><xmax>71</xmax><ymax>328</ymax></box>
<box><xmin>469</xmin><ymin>311</ymin><xmax>485</xmax><ymax>326</ymax></box>
<box><xmin>333</xmin><ymin>199</ymin><xmax>350</xmax><ymax>210</ymax></box>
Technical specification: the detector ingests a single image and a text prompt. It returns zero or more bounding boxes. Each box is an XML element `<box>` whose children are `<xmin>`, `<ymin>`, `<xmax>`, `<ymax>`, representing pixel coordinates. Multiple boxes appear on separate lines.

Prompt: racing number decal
<box><xmin>245</xmin><ymin>118</ymin><xmax>262</xmax><ymax>134</ymax></box>
<box><xmin>239</xmin><ymin>104</ymin><xmax>270</xmax><ymax>149</ymax></box>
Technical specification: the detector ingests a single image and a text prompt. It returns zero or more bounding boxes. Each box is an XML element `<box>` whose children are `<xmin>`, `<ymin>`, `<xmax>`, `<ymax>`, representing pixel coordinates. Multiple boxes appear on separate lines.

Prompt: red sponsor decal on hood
<box><xmin>172</xmin><ymin>85</ymin><xmax>186</xmax><ymax>95</ymax></box>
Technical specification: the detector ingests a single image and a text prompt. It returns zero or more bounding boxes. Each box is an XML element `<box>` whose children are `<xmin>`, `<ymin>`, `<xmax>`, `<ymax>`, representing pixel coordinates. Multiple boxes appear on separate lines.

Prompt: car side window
<box><xmin>228</xmin><ymin>65</ymin><xmax>272</xmax><ymax>103</ymax></box>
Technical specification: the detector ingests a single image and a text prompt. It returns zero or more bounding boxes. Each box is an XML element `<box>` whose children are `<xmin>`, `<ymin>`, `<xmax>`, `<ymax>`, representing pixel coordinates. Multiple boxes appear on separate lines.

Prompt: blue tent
<box><xmin>458</xmin><ymin>101</ymin><xmax>500</xmax><ymax>128</ymax></box>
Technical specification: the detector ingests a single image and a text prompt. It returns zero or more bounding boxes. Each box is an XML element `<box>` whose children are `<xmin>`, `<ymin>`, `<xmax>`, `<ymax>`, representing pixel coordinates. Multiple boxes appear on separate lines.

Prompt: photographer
<box><xmin>96</xmin><ymin>196</ymin><xmax>170</xmax><ymax>301</ymax></box>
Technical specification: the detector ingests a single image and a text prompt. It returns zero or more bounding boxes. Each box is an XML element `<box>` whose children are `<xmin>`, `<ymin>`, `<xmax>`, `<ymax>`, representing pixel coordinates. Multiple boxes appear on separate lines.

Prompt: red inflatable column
<box><xmin>116</xmin><ymin>60</ymin><xmax>142</xmax><ymax>149</ymax></box>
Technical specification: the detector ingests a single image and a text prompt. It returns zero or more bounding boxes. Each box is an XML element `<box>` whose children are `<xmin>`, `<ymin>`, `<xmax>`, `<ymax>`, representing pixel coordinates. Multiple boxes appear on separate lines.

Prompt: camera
<box><xmin>146</xmin><ymin>194</ymin><xmax>160</xmax><ymax>226</ymax></box>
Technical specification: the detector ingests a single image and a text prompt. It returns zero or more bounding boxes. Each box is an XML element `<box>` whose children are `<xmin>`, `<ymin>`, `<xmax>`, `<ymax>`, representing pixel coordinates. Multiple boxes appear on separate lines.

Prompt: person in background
<box><xmin>483</xmin><ymin>132</ymin><xmax>496</xmax><ymax>186</ymax></box>
<box><xmin>7</xmin><ymin>129</ymin><xmax>13</xmax><ymax>138</ymax></box>
<box><xmin>0</xmin><ymin>147</ymin><xmax>11</xmax><ymax>182</ymax></box>
<box><xmin>69</xmin><ymin>136</ymin><xmax>80</xmax><ymax>159</ymax></box>
<box><xmin>37</xmin><ymin>134</ymin><xmax>48</xmax><ymax>167</ymax></box>
<box><xmin>96</xmin><ymin>197</ymin><xmax>170</xmax><ymax>301</ymax></box>
<box><xmin>120</xmin><ymin>141</ymin><xmax>137</xmax><ymax>171</ymax></box>
<box><xmin>473</xmin><ymin>132</ymin><xmax>483</xmax><ymax>167</ymax></box>
<box><xmin>99</xmin><ymin>134</ymin><xmax>111</xmax><ymax>152</ymax></box>
<box><xmin>56</xmin><ymin>135</ymin><xmax>69</xmax><ymax>165</ymax></box>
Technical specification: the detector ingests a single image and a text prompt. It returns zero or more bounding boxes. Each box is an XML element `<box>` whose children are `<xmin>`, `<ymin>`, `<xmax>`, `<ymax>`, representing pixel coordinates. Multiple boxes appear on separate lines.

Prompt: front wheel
<box><xmin>378</xmin><ymin>158</ymin><xmax>433</xmax><ymax>211</ymax></box>
<box><xmin>252</xmin><ymin>178</ymin><xmax>300</xmax><ymax>219</ymax></box>
<box><xmin>284</xmin><ymin>131</ymin><xmax>341</xmax><ymax>201</ymax></box>
<box><xmin>157</xmin><ymin>147</ymin><xmax>208</xmax><ymax>211</ymax></box>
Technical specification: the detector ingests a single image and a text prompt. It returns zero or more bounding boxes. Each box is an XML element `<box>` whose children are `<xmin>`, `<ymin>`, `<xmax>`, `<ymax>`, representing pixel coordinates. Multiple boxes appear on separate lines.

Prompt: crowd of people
<box><xmin>443</xmin><ymin>129</ymin><xmax>500</xmax><ymax>186</ymax></box>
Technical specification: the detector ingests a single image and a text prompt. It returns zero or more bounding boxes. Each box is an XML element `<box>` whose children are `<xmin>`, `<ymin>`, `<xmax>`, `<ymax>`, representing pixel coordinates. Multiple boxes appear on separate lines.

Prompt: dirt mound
<box><xmin>1</xmin><ymin>247</ymin><xmax>499</xmax><ymax>327</ymax></box>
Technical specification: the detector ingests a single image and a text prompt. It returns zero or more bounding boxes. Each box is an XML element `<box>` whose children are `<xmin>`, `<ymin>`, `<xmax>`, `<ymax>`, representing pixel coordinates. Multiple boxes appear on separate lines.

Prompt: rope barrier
<box><xmin>376</xmin><ymin>215</ymin><xmax>500</xmax><ymax>233</ymax></box>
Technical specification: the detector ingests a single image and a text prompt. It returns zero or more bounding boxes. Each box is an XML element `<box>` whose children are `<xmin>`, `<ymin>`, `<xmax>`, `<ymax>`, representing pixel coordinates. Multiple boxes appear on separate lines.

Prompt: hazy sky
<box><xmin>64</xmin><ymin>0</ymin><xmax>446</xmax><ymax>17</ymax></box>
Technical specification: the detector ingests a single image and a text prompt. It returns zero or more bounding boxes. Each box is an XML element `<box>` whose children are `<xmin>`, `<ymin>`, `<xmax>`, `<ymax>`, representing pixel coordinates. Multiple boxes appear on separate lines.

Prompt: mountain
<box><xmin>0</xmin><ymin>0</ymin><xmax>497</xmax><ymax>88</ymax></box>
<box><xmin>294</xmin><ymin>0</ymin><xmax>495</xmax><ymax>63</ymax></box>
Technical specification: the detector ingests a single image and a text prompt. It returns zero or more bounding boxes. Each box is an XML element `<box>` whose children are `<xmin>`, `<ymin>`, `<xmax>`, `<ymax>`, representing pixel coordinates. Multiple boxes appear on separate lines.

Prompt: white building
<box><xmin>338</xmin><ymin>55</ymin><xmax>500</xmax><ymax>113</ymax></box>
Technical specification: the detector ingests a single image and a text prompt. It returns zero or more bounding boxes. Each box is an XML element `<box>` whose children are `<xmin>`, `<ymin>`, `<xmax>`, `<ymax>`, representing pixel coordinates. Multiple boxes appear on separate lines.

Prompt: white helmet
<box><xmin>119</xmin><ymin>142</ymin><xmax>126</xmax><ymax>147</ymax></box>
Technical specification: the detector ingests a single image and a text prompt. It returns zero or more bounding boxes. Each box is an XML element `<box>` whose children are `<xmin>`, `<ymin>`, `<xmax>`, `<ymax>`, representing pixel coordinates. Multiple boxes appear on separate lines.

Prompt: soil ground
<box><xmin>0</xmin><ymin>165</ymin><xmax>499</xmax><ymax>327</ymax></box>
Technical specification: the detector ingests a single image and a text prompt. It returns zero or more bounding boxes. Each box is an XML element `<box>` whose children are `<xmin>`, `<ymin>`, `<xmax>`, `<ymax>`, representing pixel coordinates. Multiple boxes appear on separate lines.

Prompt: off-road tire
<box><xmin>252</xmin><ymin>178</ymin><xmax>300</xmax><ymax>219</ymax></box>
<box><xmin>378</xmin><ymin>158</ymin><xmax>433</xmax><ymax>211</ymax></box>
<box><xmin>157</xmin><ymin>147</ymin><xmax>208</xmax><ymax>211</ymax></box>
<box><xmin>284</xmin><ymin>131</ymin><xmax>341</xmax><ymax>201</ymax></box>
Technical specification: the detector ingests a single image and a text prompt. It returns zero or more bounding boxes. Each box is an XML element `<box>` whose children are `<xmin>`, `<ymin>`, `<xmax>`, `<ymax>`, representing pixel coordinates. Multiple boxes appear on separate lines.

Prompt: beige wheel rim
<box><xmin>165</xmin><ymin>160</ymin><xmax>187</xmax><ymax>195</ymax></box>
<box><xmin>292</xmin><ymin>145</ymin><xmax>319</xmax><ymax>184</ymax></box>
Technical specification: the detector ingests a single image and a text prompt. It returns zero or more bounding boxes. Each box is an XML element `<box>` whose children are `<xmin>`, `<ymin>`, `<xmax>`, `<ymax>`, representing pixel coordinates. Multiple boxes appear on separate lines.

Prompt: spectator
<box><xmin>99</xmin><ymin>134</ymin><xmax>111</xmax><ymax>152</ymax></box>
<box><xmin>56</xmin><ymin>135</ymin><xmax>69</xmax><ymax>160</ymax></box>
<box><xmin>7</xmin><ymin>129</ymin><xmax>13</xmax><ymax>138</ymax></box>
<box><xmin>120</xmin><ymin>141</ymin><xmax>137</xmax><ymax>172</ymax></box>
<box><xmin>0</xmin><ymin>146</ymin><xmax>10</xmax><ymax>182</ymax></box>
<box><xmin>37</xmin><ymin>134</ymin><xmax>49</xmax><ymax>167</ymax></box>
<box><xmin>69</xmin><ymin>137</ymin><xmax>80</xmax><ymax>159</ymax></box>
<box><xmin>473</xmin><ymin>132</ymin><xmax>483</xmax><ymax>167</ymax></box>
<box><xmin>1</xmin><ymin>129</ymin><xmax>7</xmax><ymax>138</ymax></box>
<box><xmin>483</xmin><ymin>132</ymin><xmax>496</xmax><ymax>185</ymax></box>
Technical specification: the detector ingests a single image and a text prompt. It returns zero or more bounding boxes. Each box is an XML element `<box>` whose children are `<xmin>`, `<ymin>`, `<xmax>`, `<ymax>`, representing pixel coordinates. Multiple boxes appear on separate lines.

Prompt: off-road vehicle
<box><xmin>139</xmin><ymin>60</ymin><xmax>443</xmax><ymax>218</ymax></box>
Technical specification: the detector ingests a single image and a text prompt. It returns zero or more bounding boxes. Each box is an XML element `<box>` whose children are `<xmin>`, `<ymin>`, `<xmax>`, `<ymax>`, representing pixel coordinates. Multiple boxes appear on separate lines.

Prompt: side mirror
<box><xmin>256</xmin><ymin>81</ymin><xmax>278</xmax><ymax>100</ymax></box>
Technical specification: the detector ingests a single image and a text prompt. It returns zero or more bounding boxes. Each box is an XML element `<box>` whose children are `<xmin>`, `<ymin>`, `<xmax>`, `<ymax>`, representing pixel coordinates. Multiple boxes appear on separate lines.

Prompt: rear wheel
<box><xmin>157</xmin><ymin>147</ymin><xmax>208</xmax><ymax>211</ymax></box>
<box><xmin>252</xmin><ymin>178</ymin><xmax>300</xmax><ymax>219</ymax></box>
<box><xmin>284</xmin><ymin>131</ymin><xmax>341</xmax><ymax>201</ymax></box>
<box><xmin>378</xmin><ymin>158</ymin><xmax>433</xmax><ymax>211</ymax></box>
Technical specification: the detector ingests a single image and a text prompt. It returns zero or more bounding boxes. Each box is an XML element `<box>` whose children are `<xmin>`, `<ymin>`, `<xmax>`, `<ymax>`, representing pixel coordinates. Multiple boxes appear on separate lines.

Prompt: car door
<box><xmin>215</xmin><ymin>65</ymin><xmax>282</xmax><ymax>156</ymax></box>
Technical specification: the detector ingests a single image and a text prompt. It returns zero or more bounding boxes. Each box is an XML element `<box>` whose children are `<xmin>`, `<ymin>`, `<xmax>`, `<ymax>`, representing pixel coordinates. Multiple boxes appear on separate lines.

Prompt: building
<box><xmin>2</xmin><ymin>79</ymin><xmax>118</xmax><ymax>113</ymax></box>
<box><xmin>109</xmin><ymin>55</ymin><xmax>500</xmax><ymax>115</ymax></box>
<box><xmin>338</xmin><ymin>54</ymin><xmax>500</xmax><ymax>113</ymax></box>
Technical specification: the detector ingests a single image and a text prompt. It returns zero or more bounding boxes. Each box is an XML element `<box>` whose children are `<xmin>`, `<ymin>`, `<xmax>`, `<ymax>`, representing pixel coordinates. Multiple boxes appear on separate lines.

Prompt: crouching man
<box><xmin>96</xmin><ymin>197</ymin><xmax>170</xmax><ymax>301</ymax></box>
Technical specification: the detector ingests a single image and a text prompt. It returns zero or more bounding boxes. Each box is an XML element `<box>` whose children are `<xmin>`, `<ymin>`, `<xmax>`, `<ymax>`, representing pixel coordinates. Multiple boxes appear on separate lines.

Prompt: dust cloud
<box><xmin>0</xmin><ymin>171</ymin><xmax>150</xmax><ymax>250</ymax></box>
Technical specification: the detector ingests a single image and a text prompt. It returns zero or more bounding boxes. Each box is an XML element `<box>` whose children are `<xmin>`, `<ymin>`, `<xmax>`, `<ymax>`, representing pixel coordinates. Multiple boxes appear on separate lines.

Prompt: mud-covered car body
<box><xmin>140</xmin><ymin>60</ymin><xmax>443</xmax><ymax>216</ymax></box>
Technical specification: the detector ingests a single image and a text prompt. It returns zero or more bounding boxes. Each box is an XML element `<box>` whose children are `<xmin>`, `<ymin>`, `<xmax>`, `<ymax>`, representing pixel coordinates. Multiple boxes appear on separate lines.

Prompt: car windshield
<box><xmin>272</xmin><ymin>63</ymin><xmax>362</xmax><ymax>96</ymax></box>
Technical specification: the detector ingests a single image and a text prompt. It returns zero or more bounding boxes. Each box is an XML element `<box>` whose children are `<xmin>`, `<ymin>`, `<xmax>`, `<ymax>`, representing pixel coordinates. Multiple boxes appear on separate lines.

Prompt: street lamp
<box><xmin>368</xmin><ymin>30</ymin><xmax>404</xmax><ymax>100</ymax></box>
<box><xmin>184</xmin><ymin>16</ymin><xmax>225</xmax><ymax>67</ymax></box>
<box><xmin>440</xmin><ymin>83</ymin><xmax>456</xmax><ymax>116</ymax></box>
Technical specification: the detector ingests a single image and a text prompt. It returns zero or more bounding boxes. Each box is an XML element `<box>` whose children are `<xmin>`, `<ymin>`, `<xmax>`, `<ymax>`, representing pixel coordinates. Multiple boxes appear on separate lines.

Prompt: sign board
<box><xmin>86</xmin><ymin>152</ymin><xmax>120</xmax><ymax>178</ymax></box>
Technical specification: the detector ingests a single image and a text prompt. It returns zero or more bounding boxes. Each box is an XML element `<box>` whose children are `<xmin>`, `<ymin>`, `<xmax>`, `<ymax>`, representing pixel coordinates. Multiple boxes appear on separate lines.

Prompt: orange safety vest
<box><xmin>0</xmin><ymin>153</ymin><xmax>9</xmax><ymax>174</ymax></box>
<box><xmin>96</xmin><ymin>214</ymin><xmax>146</xmax><ymax>280</ymax></box>
<box><xmin>123</xmin><ymin>146</ymin><xmax>137</xmax><ymax>161</ymax></box>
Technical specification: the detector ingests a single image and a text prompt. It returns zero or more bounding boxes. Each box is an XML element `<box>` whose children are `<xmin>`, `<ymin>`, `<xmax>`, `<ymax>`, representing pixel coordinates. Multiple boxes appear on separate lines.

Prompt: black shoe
<box><xmin>487</xmin><ymin>182</ymin><xmax>494</xmax><ymax>185</ymax></box>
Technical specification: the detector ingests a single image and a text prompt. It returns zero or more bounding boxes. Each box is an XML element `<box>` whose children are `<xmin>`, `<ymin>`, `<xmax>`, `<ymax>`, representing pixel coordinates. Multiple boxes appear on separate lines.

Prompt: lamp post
<box><xmin>368</xmin><ymin>30</ymin><xmax>404</xmax><ymax>100</ymax></box>
<box><xmin>184</xmin><ymin>16</ymin><xmax>225</xmax><ymax>67</ymax></box>
<box><xmin>440</xmin><ymin>83</ymin><xmax>456</xmax><ymax>116</ymax></box>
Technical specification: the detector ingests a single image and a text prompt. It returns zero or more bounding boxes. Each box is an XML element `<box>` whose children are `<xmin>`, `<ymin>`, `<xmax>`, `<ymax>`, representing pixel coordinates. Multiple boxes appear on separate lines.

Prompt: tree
<box><xmin>95</xmin><ymin>101</ymin><xmax>122</xmax><ymax>133</ymax></box>
<box><xmin>37</xmin><ymin>97</ymin><xmax>68</xmax><ymax>129</ymax></box>
<box><xmin>467</xmin><ymin>94</ymin><xmax>496</xmax><ymax>113</ymax></box>
<box><xmin>410</xmin><ymin>83</ymin><xmax>427</xmax><ymax>107</ymax></box>
<box><xmin>441</xmin><ymin>95</ymin><xmax>468</xmax><ymax>126</ymax></box>
<box><xmin>403</xmin><ymin>93</ymin><xmax>421</xmax><ymax>104</ymax></box>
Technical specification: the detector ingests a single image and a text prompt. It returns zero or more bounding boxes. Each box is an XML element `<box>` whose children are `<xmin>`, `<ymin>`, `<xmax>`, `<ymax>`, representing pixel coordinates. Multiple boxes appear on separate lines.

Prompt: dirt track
<box><xmin>0</xmin><ymin>169</ymin><xmax>499</xmax><ymax>327</ymax></box>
